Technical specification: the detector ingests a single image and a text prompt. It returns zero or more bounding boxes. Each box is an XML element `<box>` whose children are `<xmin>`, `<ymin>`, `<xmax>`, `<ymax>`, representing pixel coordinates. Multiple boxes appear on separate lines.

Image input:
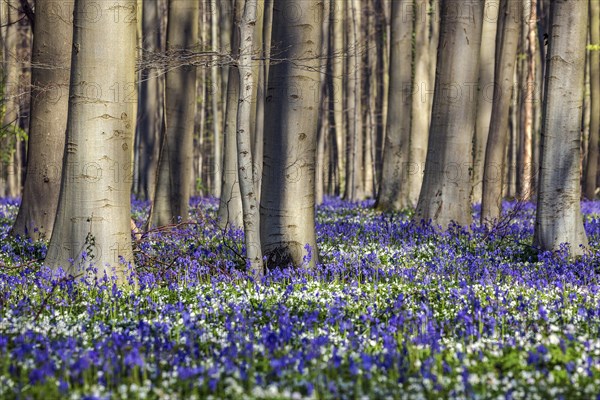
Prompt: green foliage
<box><xmin>587</xmin><ymin>43</ymin><xmax>600</xmax><ymax>52</ymax></box>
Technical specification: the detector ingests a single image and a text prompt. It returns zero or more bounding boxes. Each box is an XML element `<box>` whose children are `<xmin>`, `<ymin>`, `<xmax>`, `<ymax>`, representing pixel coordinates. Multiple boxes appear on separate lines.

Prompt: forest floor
<box><xmin>1</xmin><ymin>197</ymin><xmax>600</xmax><ymax>399</ymax></box>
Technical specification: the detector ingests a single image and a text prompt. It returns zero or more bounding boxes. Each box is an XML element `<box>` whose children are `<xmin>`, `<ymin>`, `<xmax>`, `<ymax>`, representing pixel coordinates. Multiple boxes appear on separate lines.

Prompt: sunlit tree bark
<box><xmin>376</xmin><ymin>0</ymin><xmax>413</xmax><ymax>211</ymax></box>
<box><xmin>12</xmin><ymin>0</ymin><xmax>73</xmax><ymax>239</ymax></box>
<box><xmin>534</xmin><ymin>0</ymin><xmax>588</xmax><ymax>255</ymax></box>
<box><xmin>261</xmin><ymin>0</ymin><xmax>323</xmax><ymax>268</ymax></box>
<box><xmin>584</xmin><ymin>0</ymin><xmax>600</xmax><ymax>199</ymax></box>
<box><xmin>472</xmin><ymin>0</ymin><xmax>499</xmax><ymax>204</ymax></box>
<box><xmin>46</xmin><ymin>0</ymin><xmax>137</xmax><ymax>284</ymax></box>
<box><xmin>415</xmin><ymin>0</ymin><xmax>484</xmax><ymax>228</ymax></box>
<box><xmin>481</xmin><ymin>0</ymin><xmax>521</xmax><ymax>223</ymax></box>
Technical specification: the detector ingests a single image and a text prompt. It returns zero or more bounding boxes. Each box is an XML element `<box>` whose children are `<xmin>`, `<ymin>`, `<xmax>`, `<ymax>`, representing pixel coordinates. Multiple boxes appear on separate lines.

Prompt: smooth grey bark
<box><xmin>480</xmin><ymin>0</ymin><xmax>521</xmax><ymax>224</ymax></box>
<box><xmin>46</xmin><ymin>0</ymin><xmax>137</xmax><ymax>284</ymax></box>
<box><xmin>152</xmin><ymin>0</ymin><xmax>198</xmax><ymax>226</ymax></box>
<box><xmin>414</xmin><ymin>0</ymin><xmax>484</xmax><ymax>228</ymax></box>
<box><xmin>217</xmin><ymin>0</ymin><xmax>244</xmax><ymax>228</ymax></box>
<box><xmin>211</xmin><ymin>0</ymin><xmax>222</xmax><ymax>198</ymax></box>
<box><xmin>316</xmin><ymin>0</ymin><xmax>331</xmax><ymax>205</ymax></box>
<box><xmin>520</xmin><ymin>0</ymin><xmax>537</xmax><ymax>200</ymax></box>
<box><xmin>0</xmin><ymin>0</ymin><xmax>19</xmax><ymax>198</ymax></box>
<box><xmin>252</xmin><ymin>0</ymin><xmax>268</xmax><ymax>203</ymax></box>
<box><xmin>373</xmin><ymin>0</ymin><xmax>386</xmax><ymax>188</ymax></box>
<box><xmin>376</xmin><ymin>0</ymin><xmax>413</xmax><ymax>211</ymax></box>
<box><xmin>352</xmin><ymin>0</ymin><xmax>364</xmax><ymax>200</ymax></box>
<box><xmin>343</xmin><ymin>0</ymin><xmax>362</xmax><ymax>201</ymax></box>
<box><xmin>584</xmin><ymin>0</ymin><xmax>600</xmax><ymax>199</ymax></box>
<box><xmin>406</xmin><ymin>0</ymin><xmax>438</xmax><ymax>207</ymax></box>
<box><xmin>534</xmin><ymin>0</ymin><xmax>589</xmax><ymax>255</ymax></box>
<box><xmin>472</xmin><ymin>0</ymin><xmax>499</xmax><ymax>204</ymax></box>
<box><xmin>237</xmin><ymin>0</ymin><xmax>263</xmax><ymax>276</ymax></box>
<box><xmin>136</xmin><ymin>0</ymin><xmax>162</xmax><ymax>201</ymax></box>
<box><xmin>261</xmin><ymin>0</ymin><xmax>323</xmax><ymax>269</ymax></box>
<box><xmin>332</xmin><ymin>0</ymin><xmax>344</xmax><ymax>195</ymax></box>
<box><xmin>12</xmin><ymin>0</ymin><xmax>72</xmax><ymax>239</ymax></box>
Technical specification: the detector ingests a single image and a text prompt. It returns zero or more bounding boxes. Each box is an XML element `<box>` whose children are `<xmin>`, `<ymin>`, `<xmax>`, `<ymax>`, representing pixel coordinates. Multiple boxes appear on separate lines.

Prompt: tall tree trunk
<box><xmin>344</xmin><ymin>0</ymin><xmax>359</xmax><ymax>201</ymax></box>
<box><xmin>253</xmin><ymin>0</ymin><xmax>269</xmax><ymax>203</ymax></box>
<box><xmin>316</xmin><ymin>0</ymin><xmax>331</xmax><ymax>205</ymax></box>
<box><xmin>46</xmin><ymin>0</ymin><xmax>137</xmax><ymax>284</ymax></box>
<box><xmin>217</xmin><ymin>0</ymin><xmax>243</xmax><ymax>228</ymax></box>
<box><xmin>352</xmin><ymin>0</ymin><xmax>364</xmax><ymax>200</ymax></box>
<box><xmin>472</xmin><ymin>0</ymin><xmax>499</xmax><ymax>204</ymax></box>
<box><xmin>481</xmin><ymin>0</ymin><xmax>521</xmax><ymax>224</ymax></box>
<box><xmin>373</xmin><ymin>0</ymin><xmax>386</xmax><ymax>190</ymax></box>
<box><xmin>376</xmin><ymin>0</ymin><xmax>413</xmax><ymax>211</ymax></box>
<box><xmin>12</xmin><ymin>0</ymin><xmax>72</xmax><ymax>239</ymax></box>
<box><xmin>0</xmin><ymin>0</ymin><xmax>19</xmax><ymax>198</ymax></box>
<box><xmin>332</xmin><ymin>0</ymin><xmax>344</xmax><ymax>196</ymax></box>
<box><xmin>415</xmin><ymin>0</ymin><xmax>484</xmax><ymax>228</ymax></box>
<box><xmin>152</xmin><ymin>0</ymin><xmax>198</xmax><ymax>226</ymax></box>
<box><xmin>237</xmin><ymin>0</ymin><xmax>263</xmax><ymax>276</ymax></box>
<box><xmin>520</xmin><ymin>0</ymin><xmax>538</xmax><ymax>200</ymax></box>
<box><xmin>406</xmin><ymin>0</ymin><xmax>439</xmax><ymax>206</ymax></box>
<box><xmin>137</xmin><ymin>0</ymin><xmax>162</xmax><ymax>201</ymax></box>
<box><xmin>211</xmin><ymin>0</ymin><xmax>222</xmax><ymax>198</ymax></box>
<box><xmin>261</xmin><ymin>0</ymin><xmax>323</xmax><ymax>269</ymax></box>
<box><xmin>584</xmin><ymin>0</ymin><xmax>600</xmax><ymax>199</ymax></box>
<box><xmin>534</xmin><ymin>0</ymin><xmax>588</xmax><ymax>255</ymax></box>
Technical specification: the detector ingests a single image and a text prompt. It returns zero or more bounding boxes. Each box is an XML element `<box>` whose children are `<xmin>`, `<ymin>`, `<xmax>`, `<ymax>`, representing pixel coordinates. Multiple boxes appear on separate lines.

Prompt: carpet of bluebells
<box><xmin>2</xmin><ymin>196</ymin><xmax>600</xmax><ymax>399</ymax></box>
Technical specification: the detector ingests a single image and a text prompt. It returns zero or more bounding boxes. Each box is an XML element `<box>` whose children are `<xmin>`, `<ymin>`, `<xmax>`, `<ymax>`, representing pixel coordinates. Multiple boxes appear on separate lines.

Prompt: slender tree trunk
<box><xmin>406</xmin><ymin>0</ymin><xmax>438</xmax><ymax>206</ymax></box>
<box><xmin>316</xmin><ymin>0</ymin><xmax>331</xmax><ymax>205</ymax></box>
<box><xmin>237</xmin><ymin>0</ymin><xmax>263</xmax><ymax>276</ymax></box>
<box><xmin>211</xmin><ymin>0</ymin><xmax>222</xmax><ymax>198</ymax></box>
<box><xmin>481</xmin><ymin>0</ymin><xmax>521</xmax><ymax>224</ymax></box>
<box><xmin>585</xmin><ymin>0</ymin><xmax>600</xmax><ymax>199</ymax></box>
<box><xmin>352</xmin><ymin>0</ymin><xmax>364</xmax><ymax>200</ymax></box>
<box><xmin>0</xmin><ymin>0</ymin><xmax>19</xmax><ymax>199</ymax></box>
<box><xmin>376</xmin><ymin>0</ymin><xmax>413</xmax><ymax>211</ymax></box>
<box><xmin>344</xmin><ymin>1</ymin><xmax>359</xmax><ymax>201</ymax></box>
<box><xmin>332</xmin><ymin>0</ymin><xmax>344</xmax><ymax>196</ymax></box>
<box><xmin>217</xmin><ymin>0</ymin><xmax>244</xmax><ymax>228</ymax></box>
<box><xmin>46</xmin><ymin>0</ymin><xmax>137</xmax><ymax>284</ymax></box>
<box><xmin>520</xmin><ymin>0</ymin><xmax>537</xmax><ymax>200</ymax></box>
<box><xmin>12</xmin><ymin>0</ymin><xmax>72</xmax><ymax>239</ymax></box>
<box><xmin>152</xmin><ymin>0</ymin><xmax>198</xmax><ymax>226</ymax></box>
<box><xmin>373</xmin><ymin>0</ymin><xmax>386</xmax><ymax>189</ymax></box>
<box><xmin>364</xmin><ymin>0</ymin><xmax>376</xmax><ymax>198</ymax></box>
<box><xmin>534</xmin><ymin>0</ymin><xmax>588</xmax><ymax>255</ymax></box>
<box><xmin>415</xmin><ymin>0</ymin><xmax>484</xmax><ymax>228</ymax></box>
<box><xmin>261</xmin><ymin>0</ymin><xmax>323</xmax><ymax>269</ymax></box>
<box><xmin>253</xmin><ymin>0</ymin><xmax>269</xmax><ymax>203</ymax></box>
<box><xmin>137</xmin><ymin>0</ymin><xmax>162</xmax><ymax>201</ymax></box>
<box><xmin>472</xmin><ymin>0</ymin><xmax>499</xmax><ymax>205</ymax></box>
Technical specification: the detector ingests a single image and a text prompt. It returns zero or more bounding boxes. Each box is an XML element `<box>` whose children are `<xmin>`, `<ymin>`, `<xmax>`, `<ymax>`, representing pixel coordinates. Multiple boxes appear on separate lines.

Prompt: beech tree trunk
<box><xmin>210</xmin><ymin>0</ymin><xmax>222</xmax><ymax>198</ymax></box>
<box><xmin>415</xmin><ymin>0</ymin><xmax>484</xmax><ymax>228</ymax></box>
<box><xmin>481</xmin><ymin>0</ymin><xmax>521</xmax><ymax>224</ymax></box>
<box><xmin>585</xmin><ymin>0</ymin><xmax>600</xmax><ymax>199</ymax></box>
<box><xmin>46</xmin><ymin>0</ymin><xmax>137</xmax><ymax>283</ymax></box>
<box><xmin>0</xmin><ymin>0</ymin><xmax>19</xmax><ymax>198</ymax></box>
<box><xmin>217</xmin><ymin>0</ymin><xmax>244</xmax><ymax>228</ymax></box>
<box><xmin>237</xmin><ymin>0</ymin><xmax>263</xmax><ymax>276</ymax></box>
<box><xmin>376</xmin><ymin>0</ymin><xmax>413</xmax><ymax>211</ymax></box>
<box><xmin>472</xmin><ymin>0</ymin><xmax>499</xmax><ymax>204</ymax></box>
<box><xmin>152</xmin><ymin>0</ymin><xmax>198</xmax><ymax>226</ymax></box>
<box><xmin>407</xmin><ymin>0</ymin><xmax>437</xmax><ymax>206</ymax></box>
<box><xmin>136</xmin><ymin>0</ymin><xmax>162</xmax><ymax>201</ymax></box>
<box><xmin>519</xmin><ymin>0</ymin><xmax>537</xmax><ymax>200</ymax></box>
<box><xmin>12</xmin><ymin>0</ymin><xmax>73</xmax><ymax>239</ymax></box>
<box><xmin>261</xmin><ymin>0</ymin><xmax>323</xmax><ymax>269</ymax></box>
<box><xmin>534</xmin><ymin>0</ymin><xmax>588</xmax><ymax>255</ymax></box>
